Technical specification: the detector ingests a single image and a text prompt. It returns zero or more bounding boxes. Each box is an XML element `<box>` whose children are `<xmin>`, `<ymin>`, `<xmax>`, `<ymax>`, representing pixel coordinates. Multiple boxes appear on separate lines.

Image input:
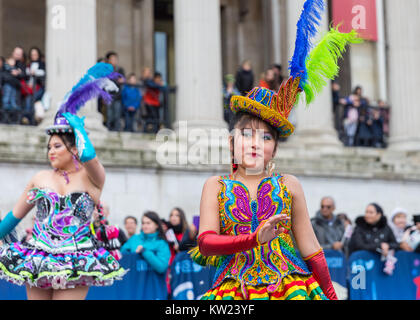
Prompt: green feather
<box><xmin>303</xmin><ymin>27</ymin><xmax>362</xmax><ymax>104</ymax></box>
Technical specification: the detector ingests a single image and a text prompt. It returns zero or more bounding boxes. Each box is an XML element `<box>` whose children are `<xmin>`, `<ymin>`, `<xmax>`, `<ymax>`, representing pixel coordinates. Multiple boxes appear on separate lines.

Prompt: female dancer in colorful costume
<box><xmin>0</xmin><ymin>63</ymin><xmax>127</xmax><ymax>299</ymax></box>
<box><xmin>190</xmin><ymin>0</ymin><xmax>360</xmax><ymax>300</ymax></box>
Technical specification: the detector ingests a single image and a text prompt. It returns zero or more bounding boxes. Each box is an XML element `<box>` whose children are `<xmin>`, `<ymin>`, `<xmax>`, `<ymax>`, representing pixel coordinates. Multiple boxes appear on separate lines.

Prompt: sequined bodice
<box><xmin>26</xmin><ymin>188</ymin><xmax>96</xmax><ymax>253</ymax></box>
<box><xmin>213</xmin><ymin>174</ymin><xmax>310</xmax><ymax>294</ymax></box>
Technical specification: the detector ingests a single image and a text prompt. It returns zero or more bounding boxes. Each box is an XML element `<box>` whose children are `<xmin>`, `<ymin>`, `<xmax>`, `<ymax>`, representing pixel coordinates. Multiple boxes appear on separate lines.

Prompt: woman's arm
<box><xmin>141</xmin><ymin>241</ymin><xmax>171</xmax><ymax>274</ymax></box>
<box><xmin>0</xmin><ymin>174</ymin><xmax>38</xmax><ymax>239</ymax></box>
<box><xmin>83</xmin><ymin>157</ymin><xmax>106</xmax><ymax>190</ymax></box>
<box><xmin>283</xmin><ymin>174</ymin><xmax>338</xmax><ymax>300</ymax></box>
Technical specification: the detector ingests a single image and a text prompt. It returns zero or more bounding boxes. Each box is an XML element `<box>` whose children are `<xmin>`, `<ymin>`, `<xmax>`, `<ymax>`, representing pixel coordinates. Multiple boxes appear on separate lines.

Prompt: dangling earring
<box><xmin>231</xmin><ymin>157</ymin><xmax>238</xmax><ymax>175</ymax></box>
<box><xmin>267</xmin><ymin>160</ymin><xmax>276</xmax><ymax>176</ymax></box>
<box><xmin>73</xmin><ymin>154</ymin><xmax>80</xmax><ymax>171</ymax></box>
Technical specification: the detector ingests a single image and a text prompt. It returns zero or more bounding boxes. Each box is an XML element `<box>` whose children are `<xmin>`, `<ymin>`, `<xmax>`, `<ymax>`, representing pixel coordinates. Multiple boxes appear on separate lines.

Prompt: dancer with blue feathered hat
<box><xmin>190</xmin><ymin>0</ymin><xmax>361</xmax><ymax>300</ymax></box>
<box><xmin>0</xmin><ymin>62</ymin><xmax>127</xmax><ymax>300</ymax></box>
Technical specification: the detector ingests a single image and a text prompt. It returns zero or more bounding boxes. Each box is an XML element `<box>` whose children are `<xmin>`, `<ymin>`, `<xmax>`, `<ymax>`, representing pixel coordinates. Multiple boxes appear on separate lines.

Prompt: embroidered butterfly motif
<box><xmin>221</xmin><ymin>176</ymin><xmax>285</xmax><ymax>236</ymax></box>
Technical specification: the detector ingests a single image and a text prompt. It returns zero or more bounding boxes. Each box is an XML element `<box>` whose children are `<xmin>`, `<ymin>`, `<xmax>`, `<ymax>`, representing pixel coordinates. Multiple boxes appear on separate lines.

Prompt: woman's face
<box><xmin>364</xmin><ymin>205</ymin><xmax>381</xmax><ymax>225</ymax></box>
<box><xmin>231</xmin><ymin>119</ymin><xmax>277</xmax><ymax>174</ymax></box>
<box><xmin>142</xmin><ymin>216</ymin><xmax>158</xmax><ymax>234</ymax></box>
<box><xmin>393</xmin><ymin>213</ymin><xmax>407</xmax><ymax>229</ymax></box>
<box><xmin>169</xmin><ymin>210</ymin><xmax>181</xmax><ymax>226</ymax></box>
<box><xmin>30</xmin><ymin>49</ymin><xmax>39</xmax><ymax>62</ymax></box>
<box><xmin>48</xmin><ymin>135</ymin><xmax>76</xmax><ymax>170</ymax></box>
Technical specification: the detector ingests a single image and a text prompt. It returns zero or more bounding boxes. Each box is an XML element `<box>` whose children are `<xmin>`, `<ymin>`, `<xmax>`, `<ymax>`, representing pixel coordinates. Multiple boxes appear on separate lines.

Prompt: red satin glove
<box><xmin>304</xmin><ymin>249</ymin><xmax>338</xmax><ymax>300</ymax></box>
<box><xmin>198</xmin><ymin>230</ymin><xmax>261</xmax><ymax>256</ymax></box>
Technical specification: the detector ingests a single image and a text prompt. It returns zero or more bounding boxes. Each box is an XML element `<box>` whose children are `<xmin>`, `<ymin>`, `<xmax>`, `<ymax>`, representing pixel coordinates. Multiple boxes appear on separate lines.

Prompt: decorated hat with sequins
<box><xmin>230</xmin><ymin>0</ymin><xmax>361</xmax><ymax>137</ymax></box>
<box><xmin>46</xmin><ymin>62</ymin><xmax>122</xmax><ymax>135</ymax></box>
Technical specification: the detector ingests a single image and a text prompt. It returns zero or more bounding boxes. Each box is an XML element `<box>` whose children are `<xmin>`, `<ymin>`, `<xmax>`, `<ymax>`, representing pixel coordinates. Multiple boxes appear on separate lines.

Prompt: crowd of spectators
<box><xmin>311</xmin><ymin>196</ymin><xmax>420</xmax><ymax>275</ymax></box>
<box><xmin>333</xmin><ymin>83</ymin><xmax>389</xmax><ymax>148</ymax></box>
<box><xmin>0</xmin><ymin>46</ymin><xmax>47</xmax><ymax>126</ymax></box>
<box><xmin>223</xmin><ymin>60</ymin><xmax>390</xmax><ymax>149</ymax></box>
<box><xmin>97</xmin><ymin>51</ymin><xmax>168</xmax><ymax>134</ymax></box>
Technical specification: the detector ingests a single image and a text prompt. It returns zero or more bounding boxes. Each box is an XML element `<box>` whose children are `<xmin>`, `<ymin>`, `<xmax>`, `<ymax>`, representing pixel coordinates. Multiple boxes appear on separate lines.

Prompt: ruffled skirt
<box><xmin>202</xmin><ymin>274</ymin><xmax>328</xmax><ymax>300</ymax></box>
<box><xmin>0</xmin><ymin>242</ymin><xmax>127</xmax><ymax>289</ymax></box>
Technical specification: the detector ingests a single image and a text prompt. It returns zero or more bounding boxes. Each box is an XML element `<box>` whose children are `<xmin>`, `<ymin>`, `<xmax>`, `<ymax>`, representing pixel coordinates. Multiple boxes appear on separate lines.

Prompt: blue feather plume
<box><xmin>289</xmin><ymin>0</ymin><xmax>325</xmax><ymax>89</ymax></box>
<box><xmin>58</xmin><ymin>62</ymin><xmax>122</xmax><ymax>115</ymax></box>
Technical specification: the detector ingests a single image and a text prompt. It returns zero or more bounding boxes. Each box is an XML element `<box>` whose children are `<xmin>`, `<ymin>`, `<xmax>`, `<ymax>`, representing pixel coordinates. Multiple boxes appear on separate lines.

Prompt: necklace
<box><xmin>54</xmin><ymin>168</ymin><xmax>79</xmax><ymax>184</ymax></box>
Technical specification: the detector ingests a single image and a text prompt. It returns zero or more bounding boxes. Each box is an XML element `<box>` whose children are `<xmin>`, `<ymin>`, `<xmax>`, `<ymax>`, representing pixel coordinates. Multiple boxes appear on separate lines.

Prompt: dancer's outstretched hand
<box><xmin>257</xmin><ymin>214</ymin><xmax>290</xmax><ymax>244</ymax></box>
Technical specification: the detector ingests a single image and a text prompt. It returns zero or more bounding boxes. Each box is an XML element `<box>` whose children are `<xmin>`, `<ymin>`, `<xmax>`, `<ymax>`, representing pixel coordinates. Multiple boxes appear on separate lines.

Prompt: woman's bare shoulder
<box><xmin>280</xmin><ymin>174</ymin><xmax>303</xmax><ymax>194</ymax></box>
<box><xmin>31</xmin><ymin>170</ymin><xmax>54</xmax><ymax>185</ymax></box>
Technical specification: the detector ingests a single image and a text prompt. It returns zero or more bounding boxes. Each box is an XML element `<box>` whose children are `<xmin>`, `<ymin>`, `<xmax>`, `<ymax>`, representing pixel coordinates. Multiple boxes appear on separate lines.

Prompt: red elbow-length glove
<box><xmin>198</xmin><ymin>230</ymin><xmax>262</xmax><ymax>256</ymax></box>
<box><xmin>304</xmin><ymin>249</ymin><xmax>338</xmax><ymax>300</ymax></box>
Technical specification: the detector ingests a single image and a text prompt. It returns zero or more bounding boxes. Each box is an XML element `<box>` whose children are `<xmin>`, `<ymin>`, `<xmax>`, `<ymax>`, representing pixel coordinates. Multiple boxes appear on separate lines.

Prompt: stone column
<box><xmin>386</xmin><ymin>0</ymin><xmax>420</xmax><ymax>151</ymax></box>
<box><xmin>133</xmin><ymin>0</ymin><xmax>154</xmax><ymax>75</ymax></box>
<box><xmin>174</xmin><ymin>0</ymin><xmax>225</xmax><ymax>131</ymax></box>
<box><xmin>285</xmin><ymin>0</ymin><xmax>342</xmax><ymax>153</ymax></box>
<box><xmin>43</xmin><ymin>0</ymin><xmax>105</xmax><ymax>133</ymax></box>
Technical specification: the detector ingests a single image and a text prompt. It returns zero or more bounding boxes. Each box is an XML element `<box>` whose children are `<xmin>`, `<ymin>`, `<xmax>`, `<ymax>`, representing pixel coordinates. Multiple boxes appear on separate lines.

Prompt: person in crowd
<box><xmin>343</xmin><ymin>98</ymin><xmax>360</xmax><ymax>146</ymax></box>
<box><xmin>223</xmin><ymin>74</ymin><xmax>240</xmax><ymax>124</ymax></box>
<box><xmin>389</xmin><ymin>207</ymin><xmax>410</xmax><ymax>245</ymax></box>
<box><xmin>355</xmin><ymin>105</ymin><xmax>372</xmax><ymax>147</ymax></box>
<box><xmin>2</xmin><ymin>56</ymin><xmax>22</xmax><ymax>113</ymax></box>
<box><xmin>235</xmin><ymin>60</ymin><xmax>254</xmax><ymax>96</ymax></box>
<box><xmin>336</xmin><ymin>213</ymin><xmax>353</xmax><ymax>257</ymax></box>
<box><xmin>370</xmin><ymin>107</ymin><xmax>384</xmax><ymax>148</ymax></box>
<box><xmin>124</xmin><ymin>215</ymin><xmax>138</xmax><ymax>240</ymax></box>
<box><xmin>270</xmin><ymin>64</ymin><xmax>284</xmax><ymax>91</ymax></box>
<box><xmin>400</xmin><ymin>214</ymin><xmax>420</xmax><ymax>253</ymax></box>
<box><xmin>105</xmin><ymin>51</ymin><xmax>125</xmax><ymax>131</ymax></box>
<box><xmin>121</xmin><ymin>73</ymin><xmax>142</xmax><ymax>132</ymax></box>
<box><xmin>353</xmin><ymin>85</ymin><xmax>369</xmax><ymax>108</ymax></box>
<box><xmin>259</xmin><ymin>68</ymin><xmax>276</xmax><ymax>91</ymax></box>
<box><xmin>121</xmin><ymin>211</ymin><xmax>171</xmax><ymax>275</ymax></box>
<box><xmin>167</xmin><ymin>207</ymin><xmax>197</xmax><ymax>265</ymax></box>
<box><xmin>143</xmin><ymin>72</ymin><xmax>165</xmax><ymax>134</ymax></box>
<box><xmin>332</xmin><ymin>82</ymin><xmax>348</xmax><ymax>137</ymax></box>
<box><xmin>311</xmin><ymin>197</ymin><xmax>345</xmax><ymax>251</ymax></box>
<box><xmin>348</xmin><ymin>203</ymin><xmax>399</xmax><ymax>257</ymax></box>
<box><xmin>22</xmin><ymin>47</ymin><xmax>46</xmax><ymax>125</ymax></box>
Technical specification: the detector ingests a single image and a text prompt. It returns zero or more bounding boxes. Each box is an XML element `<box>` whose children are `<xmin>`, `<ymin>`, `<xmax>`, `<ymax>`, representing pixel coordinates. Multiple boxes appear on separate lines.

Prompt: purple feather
<box><xmin>58</xmin><ymin>79</ymin><xmax>113</xmax><ymax>115</ymax></box>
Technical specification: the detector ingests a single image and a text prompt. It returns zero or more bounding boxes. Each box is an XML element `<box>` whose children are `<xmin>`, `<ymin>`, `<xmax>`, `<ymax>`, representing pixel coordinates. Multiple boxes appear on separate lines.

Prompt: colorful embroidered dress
<box><xmin>0</xmin><ymin>188</ymin><xmax>126</xmax><ymax>289</ymax></box>
<box><xmin>191</xmin><ymin>174</ymin><xmax>327</xmax><ymax>300</ymax></box>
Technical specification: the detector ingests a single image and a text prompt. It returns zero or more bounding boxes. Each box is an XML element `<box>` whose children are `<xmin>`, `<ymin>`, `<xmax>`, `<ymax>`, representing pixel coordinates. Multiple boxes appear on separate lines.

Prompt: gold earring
<box><xmin>267</xmin><ymin>160</ymin><xmax>276</xmax><ymax>176</ymax></box>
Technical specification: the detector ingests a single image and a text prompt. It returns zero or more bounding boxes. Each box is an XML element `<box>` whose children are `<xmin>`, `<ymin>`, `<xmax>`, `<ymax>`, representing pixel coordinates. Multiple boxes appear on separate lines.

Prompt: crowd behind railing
<box><xmin>1</xmin><ymin>47</ymin><xmax>390</xmax><ymax>148</ymax></box>
<box><xmin>223</xmin><ymin>60</ymin><xmax>390</xmax><ymax>148</ymax></box>
<box><xmin>0</xmin><ymin>47</ymin><xmax>175</xmax><ymax>132</ymax></box>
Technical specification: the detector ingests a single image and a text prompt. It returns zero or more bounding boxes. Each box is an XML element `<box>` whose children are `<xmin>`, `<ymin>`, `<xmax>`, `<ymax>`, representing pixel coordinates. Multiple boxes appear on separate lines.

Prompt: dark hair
<box><xmin>29</xmin><ymin>46</ymin><xmax>43</xmax><ymax>62</ymax></box>
<box><xmin>124</xmin><ymin>216</ymin><xmax>138</xmax><ymax>225</ymax></box>
<box><xmin>47</xmin><ymin>133</ymin><xmax>79</xmax><ymax>162</ymax></box>
<box><xmin>143</xmin><ymin>211</ymin><xmax>166</xmax><ymax>240</ymax></box>
<box><xmin>170</xmin><ymin>207</ymin><xmax>188</xmax><ymax>234</ymax></box>
<box><xmin>154</xmin><ymin>72</ymin><xmax>162</xmax><ymax>78</ymax></box>
<box><xmin>106</xmin><ymin>51</ymin><xmax>118</xmax><ymax>60</ymax></box>
<box><xmin>368</xmin><ymin>203</ymin><xmax>384</xmax><ymax>216</ymax></box>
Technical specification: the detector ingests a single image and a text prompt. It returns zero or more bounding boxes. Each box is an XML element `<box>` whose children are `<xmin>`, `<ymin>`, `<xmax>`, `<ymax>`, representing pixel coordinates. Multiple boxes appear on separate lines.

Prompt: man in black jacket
<box><xmin>311</xmin><ymin>197</ymin><xmax>345</xmax><ymax>251</ymax></box>
<box><xmin>235</xmin><ymin>60</ymin><xmax>254</xmax><ymax>96</ymax></box>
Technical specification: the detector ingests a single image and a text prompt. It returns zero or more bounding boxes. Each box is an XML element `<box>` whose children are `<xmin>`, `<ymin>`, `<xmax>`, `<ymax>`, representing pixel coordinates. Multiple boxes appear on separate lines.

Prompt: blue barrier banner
<box><xmin>324</xmin><ymin>249</ymin><xmax>347</xmax><ymax>288</ymax></box>
<box><xmin>170</xmin><ymin>251</ymin><xmax>216</xmax><ymax>300</ymax></box>
<box><xmin>349</xmin><ymin>250</ymin><xmax>420</xmax><ymax>300</ymax></box>
<box><xmin>87</xmin><ymin>253</ymin><xmax>168</xmax><ymax>300</ymax></box>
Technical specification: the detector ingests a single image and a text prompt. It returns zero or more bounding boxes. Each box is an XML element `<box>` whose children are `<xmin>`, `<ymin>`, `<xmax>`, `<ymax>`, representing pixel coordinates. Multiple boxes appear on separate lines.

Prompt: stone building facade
<box><xmin>0</xmin><ymin>0</ymin><xmax>419</xmax><ymax>232</ymax></box>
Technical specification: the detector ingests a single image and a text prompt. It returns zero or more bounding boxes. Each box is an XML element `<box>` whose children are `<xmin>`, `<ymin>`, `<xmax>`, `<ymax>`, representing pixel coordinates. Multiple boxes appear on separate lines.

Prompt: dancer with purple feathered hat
<box><xmin>0</xmin><ymin>62</ymin><xmax>127</xmax><ymax>300</ymax></box>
